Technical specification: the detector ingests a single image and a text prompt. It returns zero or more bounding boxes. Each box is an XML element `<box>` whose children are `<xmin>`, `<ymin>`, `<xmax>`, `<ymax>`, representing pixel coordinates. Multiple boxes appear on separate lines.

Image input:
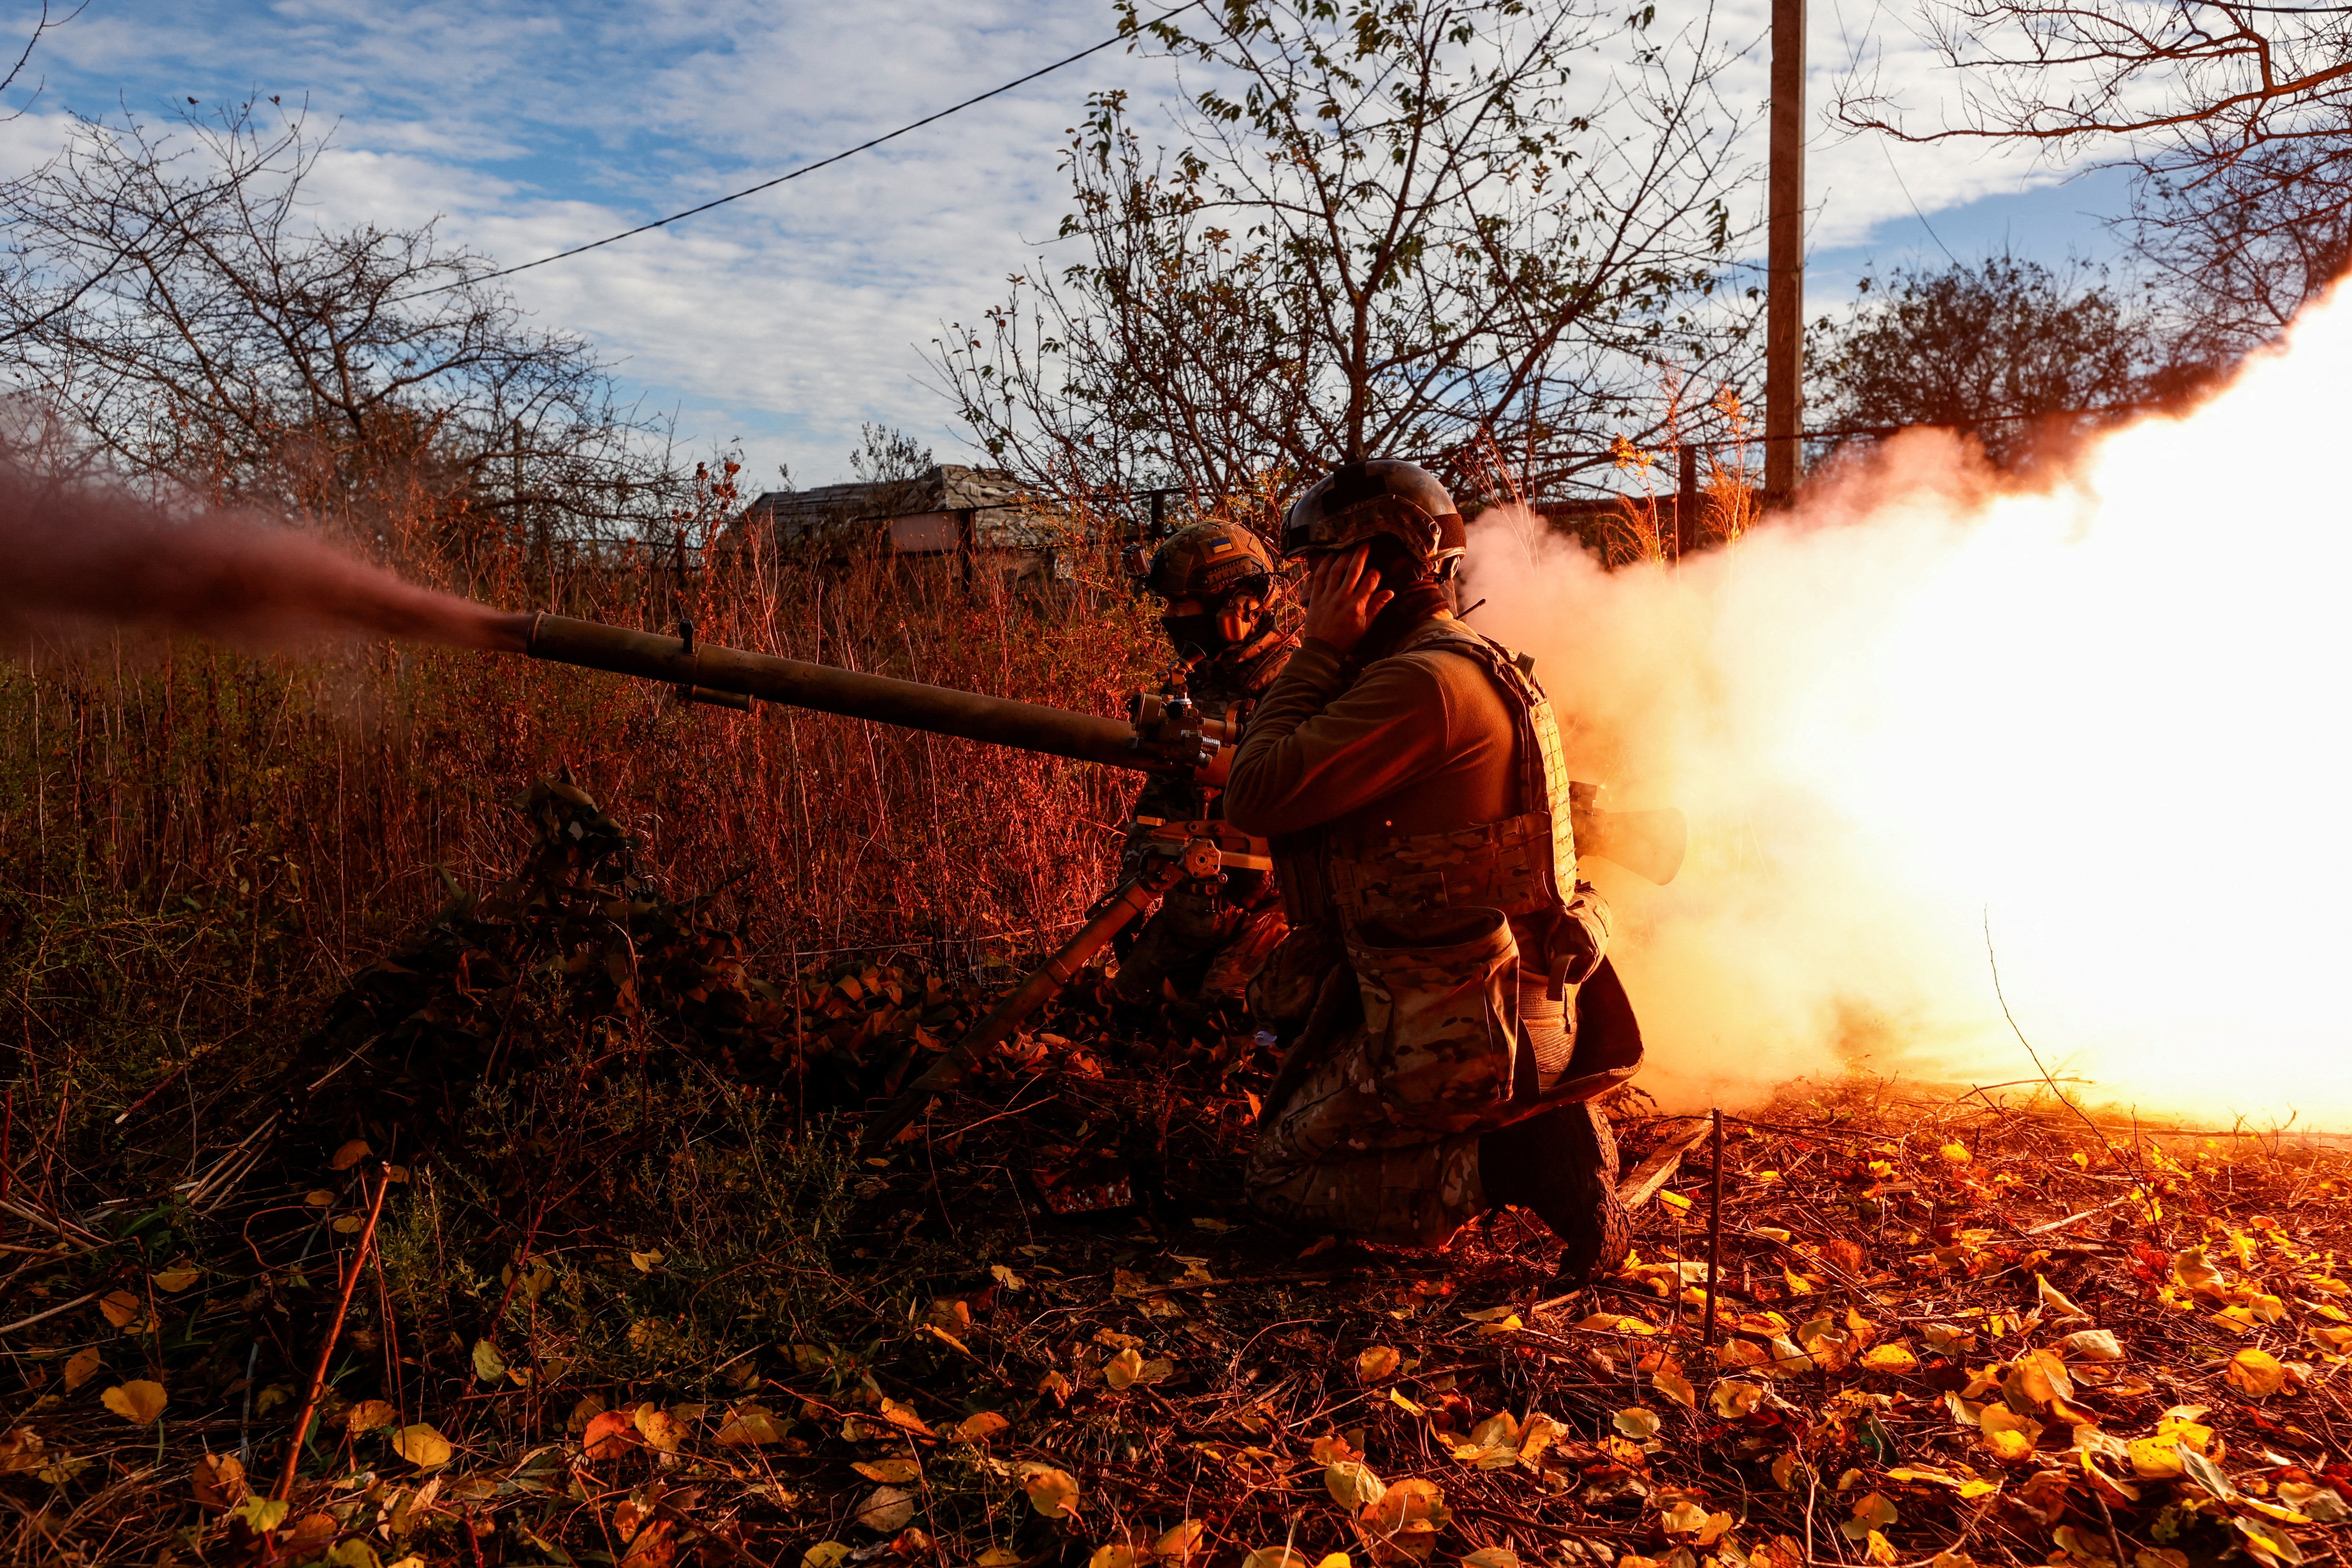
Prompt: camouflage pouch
<box><xmin>1345</xmin><ymin>905</ymin><xmax>1518</xmax><ymax>1129</ymax></box>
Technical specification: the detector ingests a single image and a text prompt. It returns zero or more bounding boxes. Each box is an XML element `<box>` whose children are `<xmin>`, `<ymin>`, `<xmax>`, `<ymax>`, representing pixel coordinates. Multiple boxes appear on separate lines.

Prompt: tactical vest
<box><xmin>1273</xmin><ymin>619</ymin><xmax>1576</xmax><ymax>938</ymax></box>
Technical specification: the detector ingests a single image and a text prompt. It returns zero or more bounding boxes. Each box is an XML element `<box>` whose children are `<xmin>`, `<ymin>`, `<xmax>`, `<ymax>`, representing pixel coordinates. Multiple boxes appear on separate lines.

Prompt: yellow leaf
<box><xmin>1939</xmin><ymin>1142</ymin><xmax>1971</xmax><ymax>1162</ymax></box>
<box><xmin>715</xmin><ymin>1406</ymin><xmax>786</xmax><ymax>1447</ymax></box>
<box><xmin>1325</xmin><ymin>1458</ymin><xmax>1387</xmax><ymax>1510</ymax></box>
<box><xmin>1462</xmin><ymin>1553</ymin><xmax>1516</xmax><ymax>1568</ymax></box>
<box><xmin>1153</xmin><ymin>1520</ymin><xmax>1205</xmax><ymax>1561</ymax></box>
<box><xmin>2227</xmin><ymin>1348</ymin><xmax>2286</xmax><ymax>1398</ymax></box>
<box><xmin>879</xmin><ymin>1396</ymin><xmax>936</xmax><ymax>1436</ymax></box>
<box><xmin>1613</xmin><ymin>1407</ymin><xmax>1661</xmax><ymax>1440</ymax></box>
<box><xmin>150</xmin><ymin>1269</ymin><xmax>201</xmax><ymax>1293</ymax></box>
<box><xmin>390</xmin><ymin>1423</ymin><xmax>452</xmax><ymax>1468</ymax></box>
<box><xmin>1090</xmin><ymin>1547</ymin><xmax>1140</xmax><ymax>1568</ymax></box>
<box><xmin>1357</xmin><ymin>1345</ymin><xmax>1401</xmax><ymax>1382</ymax></box>
<box><xmin>628</xmin><ymin>1249</ymin><xmax>663</xmax><ymax>1273</ymax></box>
<box><xmin>1104</xmin><ymin>1347</ymin><xmax>1145</xmax><ymax>1389</ymax></box>
<box><xmin>1652</xmin><ymin>1364</ymin><xmax>1696</xmax><ymax>1408</ymax></box>
<box><xmin>855</xmin><ymin>1458</ymin><xmax>922</xmax><ymax>1484</ymax></box>
<box><xmin>96</xmin><ymin>1291</ymin><xmax>143</xmax><ymax>1330</ymax></box>
<box><xmin>1862</xmin><ymin>1344</ymin><xmax>1919</xmax><ymax>1374</ymax></box>
<box><xmin>1864</xmin><ymin>1530</ymin><xmax>1899</xmax><ymax>1566</ymax></box>
<box><xmin>470</xmin><ymin>1340</ymin><xmax>506</xmax><ymax>1382</ymax></box>
<box><xmin>61</xmin><ymin>1348</ymin><xmax>100</xmax><ymax>1390</ymax></box>
<box><xmin>802</xmin><ymin>1546</ymin><xmax>853</xmax><ymax>1568</ymax></box>
<box><xmin>1242</xmin><ymin>1551</ymin><xmax>1312</xmax><ymax>1568</ymax></box>
<box><xmin>2037</xmin><ymin>1274</ymin><xmax>2092</xmax><ymax>1320</ymax></box>
<box><xmin>1313</xmin><ymin>1557</ymin><xmax>1351</xmax><ymax>1568</ymax></box>
<box><xmin>1979</xmin><ymin>1406</ymin><xmax>2044</xmax><ymax>1464</ymax></box>
<box><xmin>955</xmin><ymin>1410</ymin><xmax>1011</xmax><ymax>1443</ymax></box>
<box><xmin>100</xmin><ymin>1380</ymin><xmax>166</xmax><ymax>1425</ymax></box>
<box><xmin>1022</xmin><ymin>1464</ymin><xmax>1081</xmax><ymax>1519</ymax></box>
<box><xmin>345</xmin><ymin>1399</ymin><xmax>399</xmax><ymax>1433</ymax></box>
<box><xmin>330</xmin><ymin>1139</ymin><xmax>371</xmax><ymax>1170</ymax></box>
<box><xmin>1712</xmin><ymin>1380</ymin><xmax>1765</xmax><ymax>1418</ymax></box>
<box><xmin>632</xmin><ymin>1403</ymin><xmax>683</xmax><ymax>1453</ymax></box>
<box><xmin>854</xmin><ymin>1486</ymin><xmax>916</xmax><ymax>1533</ymax></box>
<box><xmin>303</xmin><ymin>1189</ymin><xmax>336</xmax><ymax>1207</ymax></box>
<box><xmin>1387</xmin><ymin>1387</ymin><xmax>1425</xmax><ymax>1416</ymax></box>
<box><xmin>2062</xmin><ymin>1330</ymin><xmax>2125</xmax><ymax>1362</ymax></box>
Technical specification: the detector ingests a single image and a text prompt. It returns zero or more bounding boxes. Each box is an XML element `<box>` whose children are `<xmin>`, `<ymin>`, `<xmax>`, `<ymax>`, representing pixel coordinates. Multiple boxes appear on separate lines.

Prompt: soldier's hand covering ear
<box><xmin>1299</xmin><ymin>545</ymin><xmax>1393</xmax><ymax>654</ymax></box>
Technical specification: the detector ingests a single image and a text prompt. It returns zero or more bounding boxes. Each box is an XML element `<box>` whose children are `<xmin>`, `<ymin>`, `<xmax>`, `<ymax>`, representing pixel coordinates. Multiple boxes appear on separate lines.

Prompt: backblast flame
<box><xmin>1466</xmin><ymin>278</ymin><xmax>2352</xmax><ymax>1127</ymax></box>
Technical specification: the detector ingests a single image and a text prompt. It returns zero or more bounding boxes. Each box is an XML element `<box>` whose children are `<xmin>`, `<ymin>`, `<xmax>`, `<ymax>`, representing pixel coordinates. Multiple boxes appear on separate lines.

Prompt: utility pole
<box><xmin>1765</xmin><ymin>0</ymin><xmax>1806</xmax><ymax>505</ymax></box>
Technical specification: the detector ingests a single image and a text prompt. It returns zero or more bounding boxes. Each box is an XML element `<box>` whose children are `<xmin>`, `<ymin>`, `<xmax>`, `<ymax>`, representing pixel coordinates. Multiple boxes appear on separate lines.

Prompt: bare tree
<box><xmin>936</xmin><ymin>0</ymin><xmax>1759</xmax><ymax>514</ymax></box>
<box><xmin>1835</xmin><ymin>0</ymin><xmax>2352</xmax><ymax>357</ymax></box>
<box><xmin>1807</xmin><ymin>253</ymin><xmax>2198</xmax><ymax>468</ymax></box>
<box><xmin>0</xmin><ymin>102</ymin><xmax>682</xmax><ymax>561</ymax></box>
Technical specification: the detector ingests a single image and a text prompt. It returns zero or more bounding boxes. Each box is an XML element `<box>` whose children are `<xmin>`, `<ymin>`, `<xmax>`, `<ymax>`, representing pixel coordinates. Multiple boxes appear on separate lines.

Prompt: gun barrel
<box><xmin>525</xmin><ymin>611</ymin><xmax>1150</xmax><ymax>772</ymax></box>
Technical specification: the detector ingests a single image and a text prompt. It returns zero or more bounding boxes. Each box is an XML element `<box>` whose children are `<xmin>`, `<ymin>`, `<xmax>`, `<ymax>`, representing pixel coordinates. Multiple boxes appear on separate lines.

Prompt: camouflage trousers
<box><xmin>1245</xmin><ymin>905</ymin><xmax>1520</xmax><ymax>1246</ymax></box>
<box><xmin>1111</xmin><ymin>890</ymin><xmax>1288</xmax><ymax>1011</ymax></box>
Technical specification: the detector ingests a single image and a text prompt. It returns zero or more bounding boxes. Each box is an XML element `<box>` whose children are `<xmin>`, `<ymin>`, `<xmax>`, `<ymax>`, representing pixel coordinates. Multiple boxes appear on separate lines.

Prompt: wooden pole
<box><xmin>1703</xmin><ymin>1107</ymin><xmax>1725</xmax><ymax>1347</ymax></box>
<box><xmin>1765</xmin><ymin>0</ymin><xmax>1806</xmax><ymax>505</ymax></box>
<box><xmin>275</xmin><ymin>1165</ymin><xmax>392</xmax><ymax>1502</ymax></box>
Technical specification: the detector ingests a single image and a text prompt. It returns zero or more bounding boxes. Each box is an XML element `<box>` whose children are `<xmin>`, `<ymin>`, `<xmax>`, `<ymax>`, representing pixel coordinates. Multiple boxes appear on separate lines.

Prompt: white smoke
<box><xmin>1463</xmin><ymin>285</ymin><xmax>2352</xmax><ymax>1127</ymax></box>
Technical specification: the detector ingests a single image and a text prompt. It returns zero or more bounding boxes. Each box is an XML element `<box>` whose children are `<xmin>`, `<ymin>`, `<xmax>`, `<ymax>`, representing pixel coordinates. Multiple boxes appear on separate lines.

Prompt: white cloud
<box><xmin>0</xmin><ymin>0</ymin><xmax>2114</xmax><ymax>482</ymax></box>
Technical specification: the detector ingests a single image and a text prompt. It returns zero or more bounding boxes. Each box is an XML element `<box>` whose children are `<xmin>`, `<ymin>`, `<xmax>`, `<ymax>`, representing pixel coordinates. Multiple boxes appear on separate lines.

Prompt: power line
<box><xmin>401</xmin><ymin>0</ymin><xmax>1207</xmax><ymax>301</ymax></box>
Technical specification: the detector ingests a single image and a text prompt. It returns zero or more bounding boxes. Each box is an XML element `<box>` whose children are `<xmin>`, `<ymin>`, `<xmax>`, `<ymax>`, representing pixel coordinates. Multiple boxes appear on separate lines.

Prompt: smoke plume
<box><xmin>0</xmin><ymin>465</ymin><xmax>525</xmax><ymax>653</ymax></box>
<box><xmin>1464</xmin><ymin>282</ymin><xmax>2352</xmax><ymax>1128</ymax></box>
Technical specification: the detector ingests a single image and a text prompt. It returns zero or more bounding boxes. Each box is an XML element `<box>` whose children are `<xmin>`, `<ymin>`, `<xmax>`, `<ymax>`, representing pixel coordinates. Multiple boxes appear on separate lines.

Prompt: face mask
<box><xmin>1161</xmin><ymin>612</ymin><xmax>1224</xmax><ymax>658</ymax></box>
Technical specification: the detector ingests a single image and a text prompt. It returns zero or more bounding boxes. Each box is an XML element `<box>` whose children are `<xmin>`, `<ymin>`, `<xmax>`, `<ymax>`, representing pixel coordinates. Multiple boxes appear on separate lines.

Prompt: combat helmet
<box><xmin>1280</xmin><ymin>459</ymin><xmax>1466</xmax><ymax>577</ymax></box>
<box><xmin>1145</xmin><ymin>520</ymin><xmax>1277</xmax><ymax>604</ymax></box>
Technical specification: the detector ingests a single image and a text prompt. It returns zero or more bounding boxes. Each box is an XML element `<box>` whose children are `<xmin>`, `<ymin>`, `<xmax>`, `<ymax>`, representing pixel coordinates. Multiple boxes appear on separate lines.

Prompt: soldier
<box><xmin>1108</xmin><ymin>520</ymin><xmax>1299</xmax><ymax>1024</ymax></box>
<box><xmin>1222</xmin><ymin>461</ymin><xmax>1644</xmax><ymax>1287</ymax></box>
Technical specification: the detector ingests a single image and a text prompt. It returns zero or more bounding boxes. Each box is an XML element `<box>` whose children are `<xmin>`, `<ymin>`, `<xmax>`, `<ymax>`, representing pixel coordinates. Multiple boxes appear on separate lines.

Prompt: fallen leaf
<box><xmin>471</xmin><ymin>1340</ymin><xmax>506</xmax><ymax>1382</ymax></box>
<box><xmin>1357</xmin><ymin>1345</ymin><xmax>1401</xmax><ymax>1382</ymax></box>
<box><xmin>2227</xmin><ymin>1348</ymin><xmax>2287</xmax><ymax>1398</ymax></box>
<box><xmin>1104</xmin><ymin>1347</ymin><xmax>1145</xmax><ymax>1388</ymax></box>
<box><xmin>1154</xmin><ymin>1520</ymin><xmax>1205</xmax><ymax>1560</ymax></box>
<box><xmin>2028</xmin><ymin>1271</ymin><xmax>2090</xmax><ymax>1318</ymax></box>
<box><xmin>1462</xmin><ymin>1553</ymin><xmax>1517</xmax><ymax>1568</ymax></box>
<box><xmin>95</xmin><ymin>1291</ymin><xmax>143</xmax><ymax>1330</ymax></box>
<box><xmin>629</xmin><ymin>1249</ymin><xmax>663</xmax><ymax>1273</ymax></box>
<box><xmin>633</xmin><ymin>1402</ymin><xmax>684</xmax><ymax>1453</ymax></box>
<box><xmin>955</xmin><ymin>1410</ymin><xmax>1011</xmax><ymax>1442</ymax></box>
<box><xmin>1022</xmin><ymin>1464</ymin><xmax>1081</xmax><ymax>1519</ymax></box>
<box><xmin>583</xmin><ymin>1409</ymin><xmax>641</xmax><ymax>1461</ymax></box>
<box><xmin>100</xmin><ymin>1380</ymin><xmax>166</xmax><ymax>1425</ymax></box>
<box><xmin>330</xmin><ymin>1138</ymin><xmax>371</xmax><ymax>1170</ymax></box>
<box><xmin>1613</xmin><ymin>1407</ymin><xmax>1661</xmax><ymax>1440</ymax></box>
<box><xmin>346</xmin><ymin>1399</ymin><xmax>399</xmax><ymax>1433</ymax></box>
<box><xmin>1712</xmin><ymin>1380</ymin><xmax>1765</xmax><ymax>1418</ymax></box>
<box><xmin>1242</xmin><ymin>1551</ymin><xmax>1312</xmax><ymax>1568</ymax></box>
<box><xmin>61</xmin><ymin>1348</ymin><xmax>100</xmax><ymax>1390</ymax></box>
<box><xmin>1840</xmin><ymin>1491</ymin><xmax>1899</xmax><ymax>1542</ymax></box>
<box><xmin>1861</xmin><ymin>1344</ymin><xmax>1919</xmax><ymax>1375</ymax></box>
<box><xmin>716</xmin><ymin>1406</ymin><xmax>786</xmax><ymax>1446</ymax></box>
<box><xmin>856</xmin><ymin>1458</ymin><xmax>922</xmax><ymax>1484</ymax></box>
<box><xmin>1651</xmin><ymin>1364</ymin><xmax>1696</xmax><ymax>1408</ymax></box>
<box><xmin>191</xmin><ymin>1451</ymin><xmax>247</xmax><ymax>1509</ymax></box>
<box><xmin>1091</xmin><ymin>1547</ymin><xmax>1140</xmax><ymax>1568</ymax></box>
<box><xmin>855</xmin><ymin>1485</ymin><xmax>916</xmax><ymax>1533</ymax></box>
<box><xmin>879</xmin><ymin>1396</ymin><xmax>936</xmax><ymax>1437</ymax></box>
<box><xmin>802</xmin><ymin>1546</ymin><xmax>852</xmax><ymax>1568</ymax></box>
<box><xmin>150</xmin><ymin>1268</ymin><xmax>201</xmax><ymax>1293</ymax></box>
<box><xmin>390</xmin><ymin>1423</ymin><xmax>452</xmax><ymax>1468</ymax></box>
<box><xmin>1978</xmin><ymin>1406</ymin><xmax>2044</xmax><ymax>1464</ymax></box>
<box><xmin>1326</xmin><ymin>1458</ymin><xmax>1387</xmax><ymax>1510</ymax></box>
<box><xmin>2063</xmin><ymin>1330</ymin><xmax>2125</xmax><ymax>1362</ymax></box>
<box><xmin>2278</xmin><ymin>1483</ymin><xmax>2349</xmax><ymax>1522</ymax></box>
<box><xmin>991</xmin><ymin>1263</ymin><xmax>1026</xmax><ymax>1291</ymax></box>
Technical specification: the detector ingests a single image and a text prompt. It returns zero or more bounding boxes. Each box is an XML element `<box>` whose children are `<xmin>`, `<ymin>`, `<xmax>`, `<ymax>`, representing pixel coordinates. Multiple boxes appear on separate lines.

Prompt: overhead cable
<box><xmin>401</xmin><ymin>0</ymin><xmax>1207</xmax><ymax>301</ymax></box>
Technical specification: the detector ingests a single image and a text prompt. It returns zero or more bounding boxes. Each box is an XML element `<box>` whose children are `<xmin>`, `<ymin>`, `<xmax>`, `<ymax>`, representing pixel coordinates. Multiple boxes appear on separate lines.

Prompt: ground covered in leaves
<box><xmin>3</xmin><ymin>784</ymin><xmax>2349</xmax><ymax>1568</ymax></box>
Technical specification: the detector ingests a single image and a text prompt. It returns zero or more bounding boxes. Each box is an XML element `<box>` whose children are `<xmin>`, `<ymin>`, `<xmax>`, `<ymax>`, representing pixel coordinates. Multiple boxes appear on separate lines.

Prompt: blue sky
<box><xmin>0</xmin><ymin>0</ymin><xmax>2124</xmax><ymax>489</ymax></box>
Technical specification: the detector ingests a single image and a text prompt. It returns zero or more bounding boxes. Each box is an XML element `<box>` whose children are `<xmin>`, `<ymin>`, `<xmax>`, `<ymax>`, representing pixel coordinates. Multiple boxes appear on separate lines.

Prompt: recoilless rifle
<box><xmin>509</xmin><ymin>612</ymin><xmax>1688</xmax><ymax>1142</ymax></box>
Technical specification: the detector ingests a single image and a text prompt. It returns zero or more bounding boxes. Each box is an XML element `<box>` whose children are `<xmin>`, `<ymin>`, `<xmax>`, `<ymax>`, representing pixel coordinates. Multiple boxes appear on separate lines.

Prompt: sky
<box><xmin>0</xmin><ymin>0</ymin><xmax>2129</xmax><ymax>491</ymax></box>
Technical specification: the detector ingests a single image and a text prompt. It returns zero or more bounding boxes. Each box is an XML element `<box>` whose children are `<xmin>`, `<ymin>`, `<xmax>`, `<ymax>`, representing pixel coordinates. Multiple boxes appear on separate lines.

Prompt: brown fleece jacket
<box><xmin>1221</xmin><ymin>615</ymin><xmax>1518</xmax><ymax>847</ymax></box>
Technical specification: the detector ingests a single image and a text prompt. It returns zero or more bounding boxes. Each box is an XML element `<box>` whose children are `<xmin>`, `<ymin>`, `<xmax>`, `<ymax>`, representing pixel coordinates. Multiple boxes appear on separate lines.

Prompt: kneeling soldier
<box><xmin>1223</xmin><ymin>461</ymin><xmax>1645</xmax><ymax>1286</ymax></box>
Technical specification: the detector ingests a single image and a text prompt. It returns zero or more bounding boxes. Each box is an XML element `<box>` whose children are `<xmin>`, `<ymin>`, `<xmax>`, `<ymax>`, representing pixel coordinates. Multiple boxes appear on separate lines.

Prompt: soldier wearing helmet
<box><xmin>1106</xmin><ymin>520</ymin><xmax>1299</xmax><ymax>1023</ymax></box>
<box><xmin>1223</xmin><ymin>460</ymin><xmax>1644</xmax><ymax>1288</ymax></box>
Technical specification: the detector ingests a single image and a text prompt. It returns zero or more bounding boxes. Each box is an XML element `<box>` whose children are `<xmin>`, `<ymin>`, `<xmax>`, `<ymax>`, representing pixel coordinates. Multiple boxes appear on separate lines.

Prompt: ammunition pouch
<box><xmin>1344</xmin><ymin>905</ymin><xmax>1518</xmax><ymax>1128</ymax></box>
